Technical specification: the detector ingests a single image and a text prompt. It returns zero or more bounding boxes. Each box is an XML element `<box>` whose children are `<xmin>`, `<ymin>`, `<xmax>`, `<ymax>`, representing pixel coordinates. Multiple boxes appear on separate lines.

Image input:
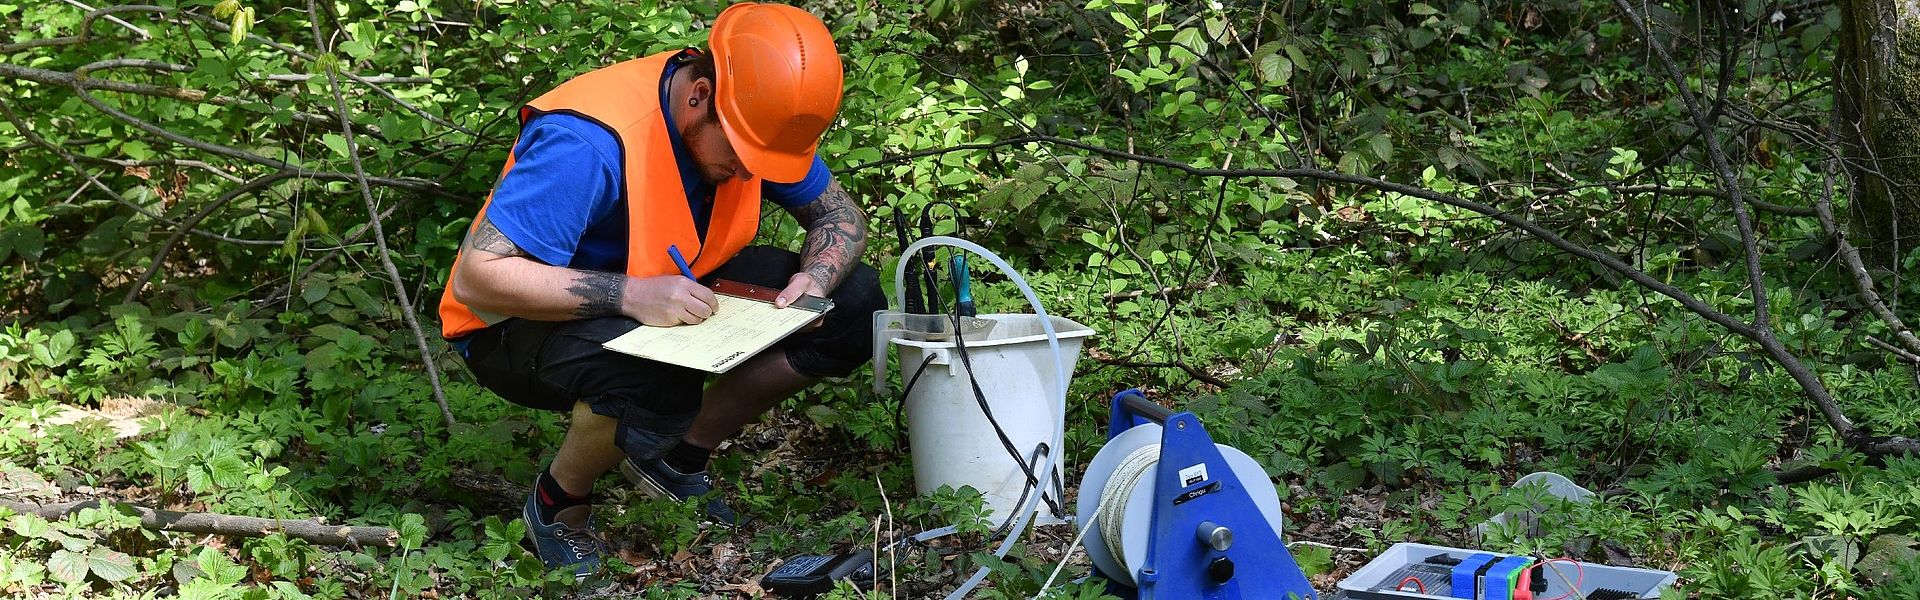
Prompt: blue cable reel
<box><xmin>1075</xmin><ymin>389</ymin><xmax>1318</xmax><ymax>600</ymax></box>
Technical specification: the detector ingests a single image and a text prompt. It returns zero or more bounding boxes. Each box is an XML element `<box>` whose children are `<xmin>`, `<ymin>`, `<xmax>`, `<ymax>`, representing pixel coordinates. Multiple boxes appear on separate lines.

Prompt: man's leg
<box><xmin>463</xmin><ymin>316</ymin><xmax>704</xmax><ymax>571</ymax></box>
<box><xmin>683</xmin><ymin>350</ymin><xmax>818</xmax><ymax>450</ymax></box>
<box><xmin>550</xmin><ymin>401</ymin><xmax>626</xmax><ymax>496</ymax></box>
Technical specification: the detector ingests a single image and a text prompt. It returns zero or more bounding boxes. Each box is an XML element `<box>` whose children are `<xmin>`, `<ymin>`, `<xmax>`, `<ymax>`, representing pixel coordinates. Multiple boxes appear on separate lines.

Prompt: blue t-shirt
<box><xmin>485</xmin><ymin>62</ymin><xmax>832</xmax><ymax>272</ymax></box>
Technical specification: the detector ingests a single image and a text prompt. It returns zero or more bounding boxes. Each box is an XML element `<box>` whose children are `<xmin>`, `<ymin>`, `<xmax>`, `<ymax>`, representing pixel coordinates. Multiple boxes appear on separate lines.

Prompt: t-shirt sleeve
<box><xmin>483</xmin><ymin>116</ymin><xmax>622</xmax><ymax>267</ymax></box>
<box><xmin>763</xmin><ymin>154</ymin><xmax>833</xmax><ymax>208</ymax></box>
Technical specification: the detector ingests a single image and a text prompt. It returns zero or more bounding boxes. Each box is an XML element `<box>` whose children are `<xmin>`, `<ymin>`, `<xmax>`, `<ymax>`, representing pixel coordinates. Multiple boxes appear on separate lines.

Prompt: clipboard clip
<box><xmin>711</xmin><ymin>279</ymin><xmax>835</xmax><ymax>313</ymax></box>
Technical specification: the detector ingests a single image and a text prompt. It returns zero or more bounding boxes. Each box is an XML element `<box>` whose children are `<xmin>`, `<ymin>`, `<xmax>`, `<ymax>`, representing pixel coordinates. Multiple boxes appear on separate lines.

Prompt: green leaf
<box><xmin>8</xmin><ymin>226</ymin><xmax>43</xmax><ymax>261</ymax></box>
<box><xmin>87</xmin><ymin>548</ymin><xmax>137</xmax><ymax>582</ymax></box>
<box><xmin>395</xmin><ymin>513</ymin><xmax>427</xmax><ymax>549</ymax></box>
<box><xmin>1252</xmin><ymin>43</ymin><xmax>1292</xmax><ymax>86</ymax></box>
<box><xmin>196</xmin><ymin>546</ymin><xmax>248</xmax><ymax>585</ymax></box>
<box><xmin>1407</xmin><ymin>27</ymin><xmax>1438</xmax><ymax>49</ymax></box>
<box><xmin>207</xmin><ymin>452</ymin><xmax>250</xmax><ymax>489</ymax></box>
<box><xmin>47</xmin><ymin>549</ymin><xmax>87</xmax><ymax>583</ymax></box>
<box><xmin>1171</xmin><ymin>27</ymin><xmax>1207</xmax><ymax>64</ymax></box>
<box><xmin>1109</xmin><ymin>10</ymin><xmax>1138</xmax><ymax>31</ymax></box>
<box><xmin>32</xmin><ymin>329</ymin><xmax>76</xmax><ymax>367</ymax></box>
<box><xmin>320</xmin><ymin>134</ymin><xmax>350</xmax><ymax>159</ymax></box>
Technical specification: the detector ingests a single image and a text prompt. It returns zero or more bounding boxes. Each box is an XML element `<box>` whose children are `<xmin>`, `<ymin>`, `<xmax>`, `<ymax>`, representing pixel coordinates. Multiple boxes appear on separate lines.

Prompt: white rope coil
<box><xmin>1097</xmin><ymin>443</ymin><xmax>1161</xmax><ymax>574</ymax></box>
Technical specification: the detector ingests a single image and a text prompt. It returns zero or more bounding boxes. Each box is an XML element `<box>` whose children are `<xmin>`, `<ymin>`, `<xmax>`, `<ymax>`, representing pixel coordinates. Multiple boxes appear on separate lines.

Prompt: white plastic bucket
<box><xmin>885</xmin><ymin>313</ymin><xmax>1093</xmax><ymax>526</ymax></box>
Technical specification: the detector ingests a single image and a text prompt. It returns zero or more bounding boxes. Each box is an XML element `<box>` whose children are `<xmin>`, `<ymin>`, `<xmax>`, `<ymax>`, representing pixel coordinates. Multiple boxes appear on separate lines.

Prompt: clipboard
<box><xmin>602</xmin><ymin>279</ymin><xmax>834</xmax><ymax>373</ymax></box>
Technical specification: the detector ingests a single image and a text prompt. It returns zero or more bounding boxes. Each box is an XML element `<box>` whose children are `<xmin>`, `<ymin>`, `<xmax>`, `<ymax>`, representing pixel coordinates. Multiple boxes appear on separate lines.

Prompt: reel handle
<box><xmin>1109</xmin><ymin>388</ymin><xmax>1174</xmax><ymax>440</ymax></box>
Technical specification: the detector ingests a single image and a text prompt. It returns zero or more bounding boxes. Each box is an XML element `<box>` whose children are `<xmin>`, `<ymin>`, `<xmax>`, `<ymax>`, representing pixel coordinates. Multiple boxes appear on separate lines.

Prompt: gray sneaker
<box><xmin>521</xmin><ymin>488</ymin><xmax>610</xmax><ymax>580</ymax></box>
<box><xmin>620</xmin><ymin>457</ymin><xmax>741</xmax><ymax>528</ymax></box>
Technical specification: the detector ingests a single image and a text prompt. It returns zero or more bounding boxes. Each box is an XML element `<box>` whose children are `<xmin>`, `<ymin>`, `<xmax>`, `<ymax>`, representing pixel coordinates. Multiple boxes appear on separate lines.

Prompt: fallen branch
<box><xmin>1612</xmin><ymin>0</ymin><xmax>1920</xmax><ymax>469</ymax></box>
<box><xmin>1</xmin><ymin>499</ymin><xmax>395</xmax><ymax>547</ymax></box>
<box><xmin>849</xmin><ymin>128</ymin><xmax>1920</xmax><ymax>466</ymax></box>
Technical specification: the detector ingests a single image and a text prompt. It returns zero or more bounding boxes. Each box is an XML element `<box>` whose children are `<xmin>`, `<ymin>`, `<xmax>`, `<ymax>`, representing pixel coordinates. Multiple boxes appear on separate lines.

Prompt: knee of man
<box><xmin>835</xmin><ymin>262</ymin><xmax>886</xmax><ymax>318</ymax></box>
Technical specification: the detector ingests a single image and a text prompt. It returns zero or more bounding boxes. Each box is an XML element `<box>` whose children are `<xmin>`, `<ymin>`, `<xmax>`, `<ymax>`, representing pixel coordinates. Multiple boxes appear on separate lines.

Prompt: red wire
<box><xmin>1539</xmin><ymin>557</ymin><xmax>1586</xmax><ymax>600</ymax></box>
<box><xmin>1397</xmin><ymin>575</ymin><xmax>1427</xmax><ymax>594</ymax></box>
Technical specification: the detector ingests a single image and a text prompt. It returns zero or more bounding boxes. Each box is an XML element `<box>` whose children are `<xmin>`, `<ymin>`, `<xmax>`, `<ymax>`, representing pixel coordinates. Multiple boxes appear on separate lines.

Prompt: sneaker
<box><xmin>620</xmin><ymin>457</ymin><xmax>741</xmax><ymax>527</ymax></box>
<box><xmin>522</xmin><ymin>488</ymin><xmax>610</xmax><ymax>580</ymax></box>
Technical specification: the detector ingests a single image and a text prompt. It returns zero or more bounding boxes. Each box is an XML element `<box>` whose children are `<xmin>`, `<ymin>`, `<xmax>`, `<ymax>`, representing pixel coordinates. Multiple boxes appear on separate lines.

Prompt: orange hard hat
<box><xmin>709</xmin><ymin>2</ymin><xmax>844</xmax><ymax>183</ymax></box>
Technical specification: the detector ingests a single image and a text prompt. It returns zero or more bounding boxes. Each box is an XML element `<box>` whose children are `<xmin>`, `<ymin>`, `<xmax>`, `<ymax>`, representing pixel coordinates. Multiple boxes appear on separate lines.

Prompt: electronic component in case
<box><xmin>761</xmin><ymin>550</ymin><xmax>875</xmax><ymax>597</ymax></box>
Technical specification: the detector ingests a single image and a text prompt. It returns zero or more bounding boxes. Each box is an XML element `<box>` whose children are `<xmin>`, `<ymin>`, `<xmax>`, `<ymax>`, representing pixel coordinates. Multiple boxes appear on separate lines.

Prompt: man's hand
<box><xmin>625</xmin><ymin>275</ymin><xmax>719</xmax><ymax>326</ymax></box>
<box><xmin>773</xmin><ymin>272</ymin><xmax>826</xmax><ymax>309</ymax></box>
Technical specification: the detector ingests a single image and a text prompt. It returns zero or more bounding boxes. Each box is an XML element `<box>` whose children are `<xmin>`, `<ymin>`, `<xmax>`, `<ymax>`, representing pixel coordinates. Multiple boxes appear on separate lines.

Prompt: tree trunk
<box><xmin>1836</xmin><ymin>0</ymin><xmax>1920</xmax><ymax>265</ymax></box>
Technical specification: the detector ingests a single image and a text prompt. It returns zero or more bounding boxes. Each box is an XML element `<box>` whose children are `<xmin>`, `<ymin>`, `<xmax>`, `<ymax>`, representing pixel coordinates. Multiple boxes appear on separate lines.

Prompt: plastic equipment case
<box><xmin>1336</xmin><ymin>543</ymin><xmax>1677</xmax><ymax>600</ymax></box>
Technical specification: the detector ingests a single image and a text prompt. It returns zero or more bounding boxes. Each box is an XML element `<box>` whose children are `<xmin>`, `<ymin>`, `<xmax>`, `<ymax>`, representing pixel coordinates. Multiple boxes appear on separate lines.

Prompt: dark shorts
<box><xmin>459</xmin><ymin>245</ymin><xmax>884</xmax><ymax>457</ymax></box>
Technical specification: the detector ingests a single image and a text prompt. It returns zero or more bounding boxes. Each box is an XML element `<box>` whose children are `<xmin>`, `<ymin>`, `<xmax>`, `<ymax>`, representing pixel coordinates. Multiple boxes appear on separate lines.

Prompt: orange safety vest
<box><xmin>438</xmin><ymin>51</ymin><xmax>763</xmax><ymax>339</ymax></box>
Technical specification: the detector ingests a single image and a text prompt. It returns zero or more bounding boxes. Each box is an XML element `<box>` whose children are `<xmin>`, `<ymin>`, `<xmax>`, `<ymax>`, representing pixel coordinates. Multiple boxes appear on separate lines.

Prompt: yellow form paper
<box><xmin>601</xmin><ymin>280</ymin><xmax>833</xmax><ymax>373</ymax></box>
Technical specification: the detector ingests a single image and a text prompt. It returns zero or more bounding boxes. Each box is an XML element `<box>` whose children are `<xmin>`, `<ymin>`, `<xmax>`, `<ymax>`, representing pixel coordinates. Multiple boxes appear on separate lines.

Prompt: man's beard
<box><xmin>685</xmin><ymin>118</ymin><xmax>737</xmax><ymax>185</ymax></box>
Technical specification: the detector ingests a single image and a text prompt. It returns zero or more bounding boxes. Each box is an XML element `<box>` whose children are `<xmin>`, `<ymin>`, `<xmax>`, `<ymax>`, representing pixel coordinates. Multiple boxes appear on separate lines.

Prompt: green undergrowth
<box><xmin>6</xmin><ymin>0</ymin><xmax>1920</xmax><ymax>597</ymax></box>
<box><xmin>4</xmin><ymin>232</ymin><xmax>1918</xmax><ymax>597</ymax></box>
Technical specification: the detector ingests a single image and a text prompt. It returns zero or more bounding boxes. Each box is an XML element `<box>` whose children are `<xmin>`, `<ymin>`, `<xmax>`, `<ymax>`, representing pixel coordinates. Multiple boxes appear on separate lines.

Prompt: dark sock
<box><xmin>662</xmin><ymin>441</ymin><xmax>712</xmax><ymax>475</ymax></box>
<box><xmin>533</xmin><ymin>468</ymin><xmax>589</xmax><ymax>524</ymax></box>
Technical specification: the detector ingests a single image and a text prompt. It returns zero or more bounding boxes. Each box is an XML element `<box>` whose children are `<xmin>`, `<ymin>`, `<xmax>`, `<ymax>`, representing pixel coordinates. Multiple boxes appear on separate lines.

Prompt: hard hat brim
<box><xmin>718</xmin><ymin>115</ymin><xmax>816</xmax><ymax>183</ymax></box>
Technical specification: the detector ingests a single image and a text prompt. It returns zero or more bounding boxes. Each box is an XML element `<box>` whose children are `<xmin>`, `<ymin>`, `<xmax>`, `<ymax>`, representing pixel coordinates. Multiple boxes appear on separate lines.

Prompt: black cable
<box><xmin>948</xmin><ymin>307</ymin><xmax>1067</xmax><ymax>517</ymax></box>
<box><xmin>893</xmin><ymin>354</ymin><xmax>937</xmax><ymax>453</ymax></box>
<box><xmin>917</xmin><ymin>199</ymin><xmax>1063</xmax><ymax>517</ymax></box>
<box><xmin>880</xmin><ymin>204</ymin><xmax>1066</xmax><ymax>565</ymax></box>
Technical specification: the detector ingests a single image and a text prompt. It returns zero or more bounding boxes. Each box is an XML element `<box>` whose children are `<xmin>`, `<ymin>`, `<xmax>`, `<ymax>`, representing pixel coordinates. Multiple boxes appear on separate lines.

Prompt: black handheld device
<box><xmin>761</xmin><ymin>550</ymin><xmax>875</xmax><ymax>597</ymax></box>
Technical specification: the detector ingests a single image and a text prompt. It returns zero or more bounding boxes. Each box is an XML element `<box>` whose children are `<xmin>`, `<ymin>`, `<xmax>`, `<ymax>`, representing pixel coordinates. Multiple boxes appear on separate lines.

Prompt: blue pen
<box><xmin>667</xmin><ymin>245</ymin><xmax>697</xmax><ymax>281</ymax></box>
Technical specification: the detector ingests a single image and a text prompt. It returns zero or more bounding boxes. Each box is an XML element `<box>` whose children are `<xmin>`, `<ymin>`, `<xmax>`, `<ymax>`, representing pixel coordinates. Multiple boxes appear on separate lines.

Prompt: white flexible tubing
<box><xmin>881</xmin><ymin>236</ymin><xmax>1069</xmax><ymax>600</ymax></box>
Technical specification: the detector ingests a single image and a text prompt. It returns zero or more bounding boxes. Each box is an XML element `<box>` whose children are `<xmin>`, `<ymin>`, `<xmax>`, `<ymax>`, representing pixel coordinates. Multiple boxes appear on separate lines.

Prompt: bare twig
<box><xmin>58</xmin><ymin>0</ymin><xmax>149</xmax><ymax>39</ymax></box>
<box><xmin>0</xmin><ymin>4</ymin><xmax>163</xmax><ymax>53</ymax></box>
<box><xmin>1866</xmin><ymin>336</ymin><xmax>1920</xmax><ymax>364</ymax></box>
<box><xmin>2</xmin><ymin>61</ymin><xmax>213</xmax><ymax>103</ymax></box>
<box><xmin>260</xmin><ymin>73</ymin><xmax>430</xmax><ymax>84</ymax></box>
<box><xmin>1611</xmin><ymin>1</ymin><xmax>1920</xmax><ymax>469</ymax></box>
<box><xmin>123</xmin><ymin>171</ymin><xmax>299</xmax><ymax>304</ymax></box>
<box><xmin>1812</xmin><ymin>163</ymin><xmax>1920</xmax><ymax>358</ymax></box>
<box><xmin>1091</xmin><ymin>355</ymin><xmax>1229</xmax><ymax>389</ymax></box>
<box><xmin>0</xmin><ymin>99</ymin><xmax>273</xmax><ymax>247</ymax></box>
<box><xmin>308</xmin><ymin>0</ymin><xmax>454</xmax><ymax>429</ymax></box>
<box><xmin>1</xmin><ymin>499</ymin><xmax>395</xmax><ymax>547</ymax></box>
<box><xmin>1614</xmin><ymin>0</ymin><xmax>1863</xmax><ymax>438</ymax></box>
<box><xmin>120</xmin><ymin>170</ymin><xmax>447</xmax><ymax>303</ymax></box>
<box><xmin>1102</xmin><ymin>281</ymin><xmax>1219</xmax><ymax>303</ymax></box>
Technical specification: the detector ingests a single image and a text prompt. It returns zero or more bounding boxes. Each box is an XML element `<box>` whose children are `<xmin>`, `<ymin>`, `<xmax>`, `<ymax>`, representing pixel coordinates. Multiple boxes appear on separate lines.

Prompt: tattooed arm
<box><xmin>450</xmin><ymin>215</ymin><xmax>716</xmax><ymax>325</ymax></box>
<box><xmin>775</xmin><ymin>179</ymin><xmax>869</xmax><ymax>307</ymax></box>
